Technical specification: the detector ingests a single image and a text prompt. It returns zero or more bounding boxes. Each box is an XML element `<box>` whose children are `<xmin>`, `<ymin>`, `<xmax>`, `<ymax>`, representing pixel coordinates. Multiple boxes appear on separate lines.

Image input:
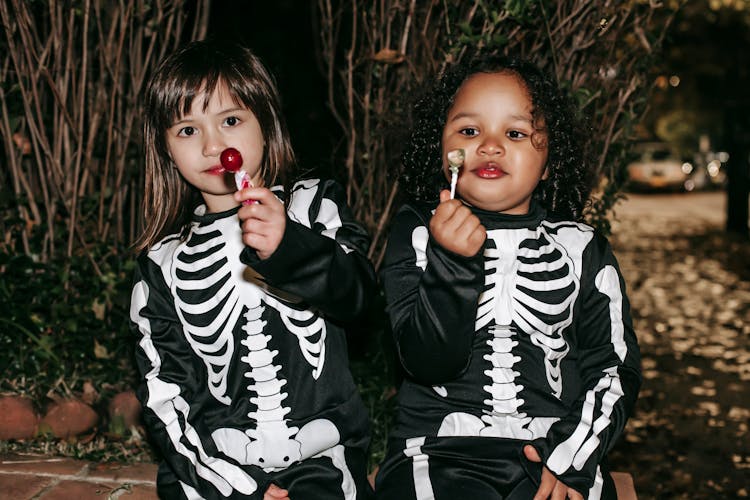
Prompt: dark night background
<box><xmin>206</xmin><ymin>1</ymin><xmax>338</xmax><ymax>177</ymax></box>
<box><xmin>204</xmin><ymin>1</ymin><xmax>750</xmax><ymax>236</ymax></box>
<box><xmin>1</xmin><ymin>3</ymin><xmax>748</xmax><ymax>498</ymax></box>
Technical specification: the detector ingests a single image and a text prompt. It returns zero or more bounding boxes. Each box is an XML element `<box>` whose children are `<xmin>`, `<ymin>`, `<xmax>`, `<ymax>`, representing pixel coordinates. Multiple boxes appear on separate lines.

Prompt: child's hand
<box><xmin>429</xmin><ymin>190</ymin><xmax>486</xmax><ymax>257</ymax></box>
<box><xmin>523</xmin><ymin>445</ymin><xmax>583</xmax><ymax>500</ymax></box>
<box><xmin>263</xmin><ymin>483</ymin><xmax>290</xmax><ymax>500</ymax></box>
<box><xmin>235</xmin><ymin>187</ymin><xmax>286</xmax><ymax>260</ymax></box>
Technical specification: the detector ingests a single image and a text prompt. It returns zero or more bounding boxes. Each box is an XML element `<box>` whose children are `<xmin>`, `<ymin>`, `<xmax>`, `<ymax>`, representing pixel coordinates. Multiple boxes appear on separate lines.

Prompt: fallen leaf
<box><xmin>372</xmin><ymin>48</ymin><xmax>405</xmax><ymax>64</ymax></box>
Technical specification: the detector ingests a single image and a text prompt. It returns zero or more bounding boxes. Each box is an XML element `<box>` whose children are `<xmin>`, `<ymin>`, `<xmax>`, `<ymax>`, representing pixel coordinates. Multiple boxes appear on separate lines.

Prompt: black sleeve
<box><xmin>241</xmin><ymin>179</ymin><xmax>377</xmax><ymax>324</ymax></box>
<box><xmin>379</xmin><ymin>204</ymin><xmax>485</xmax><ymax>384</ymax></box>
<box><xmin>129</xmin><ymin>255</ymin><xmax>269</xmax><ymax>500</ymax></box>
<box><xmin>528</xmin><ymin>233</ymin><xmax>642</xmax><ymax>494</ymax></box>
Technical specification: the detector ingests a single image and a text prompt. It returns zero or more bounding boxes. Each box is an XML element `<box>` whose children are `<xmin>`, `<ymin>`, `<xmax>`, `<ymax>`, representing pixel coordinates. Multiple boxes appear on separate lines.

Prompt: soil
<box><xmin>606</xmin><ymin>192</ymin><xmax>749</xmax><ymax>499</ymax></box>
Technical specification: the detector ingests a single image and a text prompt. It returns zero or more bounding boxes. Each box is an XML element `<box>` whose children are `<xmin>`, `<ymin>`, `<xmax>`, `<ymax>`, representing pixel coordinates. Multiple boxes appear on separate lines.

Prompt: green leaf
<box><xmin>0</xmin><ymin>317</ymin><xmax>60</xmax><ymax>363</ymax></box>
<box><xmin>457</xmin><ymin>21</ymin><xmax>473</xmax><ymax>36</ymax></box>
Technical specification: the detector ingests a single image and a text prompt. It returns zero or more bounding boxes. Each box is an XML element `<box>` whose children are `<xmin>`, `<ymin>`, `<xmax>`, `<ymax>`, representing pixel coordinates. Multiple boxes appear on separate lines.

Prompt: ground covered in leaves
<box><xmin>606</xmin><ymin>192</ymin><xmax>749</xmax><ymax>499</ymax></box>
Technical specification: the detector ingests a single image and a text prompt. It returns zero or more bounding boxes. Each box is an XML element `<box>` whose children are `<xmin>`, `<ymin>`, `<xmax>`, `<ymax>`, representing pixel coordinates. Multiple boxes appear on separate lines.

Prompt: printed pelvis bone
<box><xmin>211</xmin><ymin>304</ymin><xmax>340</xmax><ymax>470</ymax></box>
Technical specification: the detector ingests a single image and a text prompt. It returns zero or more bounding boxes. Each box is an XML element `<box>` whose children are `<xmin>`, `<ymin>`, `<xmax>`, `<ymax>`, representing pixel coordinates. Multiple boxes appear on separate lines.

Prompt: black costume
<box><xmin>375</xmin><ymin>201</ymin><xmax>641</xmax><ymax>500</ymax></box>
<box><xmin>130</xmin><ymin>179</ymin><xmax>375</xmax><ymax>499</ymax></box>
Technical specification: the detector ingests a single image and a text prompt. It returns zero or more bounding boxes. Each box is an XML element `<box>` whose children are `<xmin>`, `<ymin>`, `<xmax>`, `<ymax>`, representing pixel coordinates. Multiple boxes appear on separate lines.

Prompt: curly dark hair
<box><xmin>400</xmin><ymin>54</ymin><xmax>593</xmax><ymax>220</ymax></box>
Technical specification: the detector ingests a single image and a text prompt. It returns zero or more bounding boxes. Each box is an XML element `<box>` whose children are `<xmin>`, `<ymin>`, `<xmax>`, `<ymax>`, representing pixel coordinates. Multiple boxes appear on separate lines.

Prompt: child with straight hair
<box><xmin>375</xmin><ymin>54</ymin><xmax>642</xmax><ymax>500</ymax></box>
<box><xmin>129</xmin><ymin>39</ymin><xmax>375</xmax><ymax>500</ymax></box>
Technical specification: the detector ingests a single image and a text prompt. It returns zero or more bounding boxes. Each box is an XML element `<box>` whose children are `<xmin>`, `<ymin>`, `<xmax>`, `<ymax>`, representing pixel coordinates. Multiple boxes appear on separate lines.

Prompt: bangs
<box><xmin>152</xmin><ymin>49</ymin><xmax>265</xmax><ymax>130</ymax></box>
<box><xmin>162</xmin><ymin>75</ymin><xmax>248</xmax><ymax>127</ymax></box>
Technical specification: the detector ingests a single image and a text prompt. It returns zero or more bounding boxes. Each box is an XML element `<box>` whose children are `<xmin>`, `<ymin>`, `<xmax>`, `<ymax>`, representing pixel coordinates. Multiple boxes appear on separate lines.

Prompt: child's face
<box><xmin>441</xmin><ymin>71</ymin><xmax>549</xmax><ymax>214</ymax></box>
<box><xmin>166</xmin><ymin>81</ymin><xmax>265</xmax><ymax>213</ymax></box>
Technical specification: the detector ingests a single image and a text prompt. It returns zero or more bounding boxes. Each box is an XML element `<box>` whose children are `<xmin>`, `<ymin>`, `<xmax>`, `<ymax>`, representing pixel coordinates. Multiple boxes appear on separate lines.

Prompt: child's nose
<box><xmin>478</xmin><ymin>137</ymin><xmax>504</xmax><ymax>156</ymax></box>
<box><xmin>202</xmin><ymin>131</ymin><xmax>225</xmax><ymax>157</ymax></box>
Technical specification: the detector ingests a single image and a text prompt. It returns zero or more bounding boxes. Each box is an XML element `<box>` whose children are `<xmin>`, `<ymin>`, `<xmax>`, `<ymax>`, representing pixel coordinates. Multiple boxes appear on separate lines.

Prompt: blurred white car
<box><xmin>626</xmin><ymin>142</ymin><xmax>694</xmax><ymax>192</ymax></box>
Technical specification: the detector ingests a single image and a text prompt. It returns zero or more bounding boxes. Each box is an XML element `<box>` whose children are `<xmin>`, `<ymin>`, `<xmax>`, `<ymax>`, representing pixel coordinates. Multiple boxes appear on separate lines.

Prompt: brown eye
<box><xmin>178</xmin><ymin>126</ymin><xmax>196</xmax><ymax>137</ymax></box>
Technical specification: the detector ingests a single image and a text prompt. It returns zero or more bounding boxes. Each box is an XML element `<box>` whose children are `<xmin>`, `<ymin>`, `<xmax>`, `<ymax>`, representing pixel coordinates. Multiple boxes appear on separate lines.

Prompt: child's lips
<box><xmin>206</xmin><ymin>165</ymin><xmax>226</xmax><ymax>175</ymax></box>
<box><xmin>473</xmin><ymin>164</ymin><xmax>505</xmax><ymax>179</ymax></box>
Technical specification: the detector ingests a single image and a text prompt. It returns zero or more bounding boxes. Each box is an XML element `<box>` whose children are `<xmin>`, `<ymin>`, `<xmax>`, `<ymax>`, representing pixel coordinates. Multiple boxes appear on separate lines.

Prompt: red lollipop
<box><xmin>220</xmin><ymin>148</ymin><xmax>243</xmax><ymax>173</ymax></box>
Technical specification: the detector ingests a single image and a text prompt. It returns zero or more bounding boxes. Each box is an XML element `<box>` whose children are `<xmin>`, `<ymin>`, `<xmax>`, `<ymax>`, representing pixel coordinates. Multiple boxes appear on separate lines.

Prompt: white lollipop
<box><xmin>447</xmin><ymin>148</ymin><xmax>465</xmax><ymax>199</ymax></box>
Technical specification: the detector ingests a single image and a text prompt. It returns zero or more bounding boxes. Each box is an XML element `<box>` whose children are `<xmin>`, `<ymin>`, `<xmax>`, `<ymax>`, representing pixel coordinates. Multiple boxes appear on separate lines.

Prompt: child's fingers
<box><xmin>234</xmin><ymin>186</ymin><xmax>281</xmax><ymax>206</ymax></box>
<box><xmin>565</xmin><ymin>486</ymin><xmax>584</xmax><ymax>500</ymax></box>
<box><xmin>263</xmin><ymin>483</ymin><xmax>289</xmax><ymax>500</ymax></box>
<box><xmin>238</xmin><ymin>198</ymin><xmax>286</xmax><ymax>226</ymax></box>
<box><xmin>523</xmin><ymin>444</ymin><xmax>541</xmax><ymax>462</ymax></box>
<box><xmin>441</xmin><ymin>205</ymin><xmax>477</xmax><ymax>235</ymax></box>
<box><xmin>268</xmin><ymin>483</ymin><xmax>288</xmax><ymax>495</ymax></box>
<box><xmin>439</xmin><ymin>189</ymin><xmax>451</xmax><ymax>203</ymax></box>
<box><xmin>241</xmin><ymin>231</ymin><xmax>274</xmax><ymax>253</ymax></box>
<box><xmin>240</xmin><ymin>219</ymin><xmax>284</xmax><ymax>243</ymax></box>
<box><xmin>430</xmin><ymin>202</ymin><xmax>486</xmax><ymax>256</ymax></box>
<box><xmin>452</xmin><ymin>210</ymin><xmax>481</xmax><ymax>238</ymax></box>
<box><xmin>240</xmin><ymin>217</ymin><xmax>272</xmax><ymax>235</ymax></box>
<box><xmin>466</xmin><ymin>225</ymin><xmax>487</xmax><ymax>251</ymax></box>
<box><xmin>248</xmin><ymin>187</ymin><xmax>279</xmax><ymax>205</ymax></box>
<box><xmin>233</xmin><ymin>187</ymin><xmax>256</xmax><ymax>204</ymax></box>
<box><xmin>432</xmin><ymin>199</ymin><xmax>471</xmax><ymax>230</ymax></box>
<box><xmin>240</xmin><ymin>215</ymin><xmax>285</xmax><ymax>260</ymax></box>
<box><xmin>432</xmin><ymin>198</ymin><xmax>460</xmax><ymax>223</ymax></box>
<box><xmin>238</xmin><ymin>203</ymin><xmax>275</xmax><ymax>223</ymax></box>
<box><xmin>454</xmin><ymin>221</ymin><xmax>485</xmax><ymax>256</ymax></box>
<box><xmin>533</xmin><ymin>467</ymin><xmax>557</xmax><ymax>500</ymax></box>
<box><xmin>550</xmin><ymin>481</ymin><xmax>567</xmax><ymax>500</ymax></box>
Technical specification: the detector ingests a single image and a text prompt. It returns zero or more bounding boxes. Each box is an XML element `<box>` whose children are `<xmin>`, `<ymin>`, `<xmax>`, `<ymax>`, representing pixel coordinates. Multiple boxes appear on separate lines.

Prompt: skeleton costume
<box><xmin>375</xmin><ymin>201</ymin><xmax>641</xmax><ymax>500</ymax></box>
<box><xmin>130</xmin><ymin>179</ymin><xmax>375</xmax><ymax>499</ymax></box>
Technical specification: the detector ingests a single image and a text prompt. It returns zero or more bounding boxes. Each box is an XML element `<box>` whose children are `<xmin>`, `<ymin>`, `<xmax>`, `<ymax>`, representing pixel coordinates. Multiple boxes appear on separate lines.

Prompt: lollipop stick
<box><xmin>447</xmin><ymin>148</ymin><xmax>465</xmax><ymax>200</ymax></box>
<box><xmin>450</xmin><ymin>172</ymin><xmax>458</xmax><ymax>199</ymax></box>
<box><xmin>221</xmin><ymin>147</ymin><xmax>258</xmax><ymax>205</ymax></box>
<box><xmin>235</xmin><ymin>171</ymin><xmax>258</xmax><ymax>205</ymax></box>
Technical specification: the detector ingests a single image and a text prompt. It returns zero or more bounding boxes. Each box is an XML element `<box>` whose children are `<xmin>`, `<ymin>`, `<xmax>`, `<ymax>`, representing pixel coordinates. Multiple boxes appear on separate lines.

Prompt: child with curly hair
<box><xmin>375</xmin><ymin>54</ymin><xmax>641</xmax><ymax>500</ymax></box>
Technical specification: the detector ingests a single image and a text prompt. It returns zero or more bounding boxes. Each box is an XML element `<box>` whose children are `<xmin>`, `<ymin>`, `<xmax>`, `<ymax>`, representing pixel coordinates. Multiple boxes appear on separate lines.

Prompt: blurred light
<box><xmin>682</xmin><ymin>162</ymin><xmax>694</xmax><ymax>174</ymax></box>
<box><xmin>685</xmin><ymin>179</ymin><xmax>695</xmax><ymax>191</ymax></box>
<box><xmin>655</xmin><ymin>75</ymin><xmax>669</xmax><ymax>89</ymax></box>
<box><xmin>599</xmin><ymin>66</ymin><xmax>618</xmax><ymax>80</ymax></box>
<box><xmin>708</xmin><ymin>160</ymin><xmax>721</xmax><ymax>177</ymax></box>
<box><xmin>669</xmin><ymin>75</ymin><xmax>681</xmax><ymax>87</ymax></box>
<box><xmin>699</xmin><ymin>135</ymin><xmax>711</xmax><ymax>153</ymax></box>
<box><xmin>718</xmin><ymin>151</ymin><xmax>729</xmax><ymax>162</ymax></box>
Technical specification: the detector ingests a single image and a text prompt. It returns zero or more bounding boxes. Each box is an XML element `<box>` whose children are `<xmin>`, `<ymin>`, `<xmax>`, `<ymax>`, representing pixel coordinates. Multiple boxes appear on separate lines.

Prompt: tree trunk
<box><xmin>725</xmin><ymin>147</ymin><xmax>749</xmax><ymax>238</ymax></box>
<box><xmin>724</xmin><ymin>73</ymin><xmax>750</xmax><ymax>239</ymax></box>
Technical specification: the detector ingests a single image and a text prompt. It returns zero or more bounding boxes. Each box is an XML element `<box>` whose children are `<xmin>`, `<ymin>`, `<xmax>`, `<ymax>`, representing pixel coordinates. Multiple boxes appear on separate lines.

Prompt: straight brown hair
<box><xmin>135</xmin><ymin>39</ymin><xmax>296</xmax><ymax>252</ymax></box>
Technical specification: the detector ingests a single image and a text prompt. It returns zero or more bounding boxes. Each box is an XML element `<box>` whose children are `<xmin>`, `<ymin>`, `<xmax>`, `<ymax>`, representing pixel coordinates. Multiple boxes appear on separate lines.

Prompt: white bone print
<box><xmin>211</xmin><ymin>302</ymin><xmax>339</xmax><ymax>471</ymax></box>
<box><xmin>150</xmin><ymin>212</ymin><xmax>339</xmax><ymax>471</ymax></box>
<box><xmin>438</xmin><ymin>225</ymin><xmax>590</xmax><ymax>439</ymax></box>
<box><xmin>264</xmin><ymin>295</ymin><xmax>327</xmax><ymax>379</ymax></box>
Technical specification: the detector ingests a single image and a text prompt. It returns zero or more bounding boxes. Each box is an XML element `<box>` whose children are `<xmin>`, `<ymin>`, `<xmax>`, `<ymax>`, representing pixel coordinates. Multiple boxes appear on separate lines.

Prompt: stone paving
<box><xmin>0</xmin><ymin>452</ymin><xmax>639</xmax><ymax>499</ymax></box>
<box><xmin>0</xmin><ymin>453</ymin><xmax>157</xmax><ymax>498</ymax></box>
